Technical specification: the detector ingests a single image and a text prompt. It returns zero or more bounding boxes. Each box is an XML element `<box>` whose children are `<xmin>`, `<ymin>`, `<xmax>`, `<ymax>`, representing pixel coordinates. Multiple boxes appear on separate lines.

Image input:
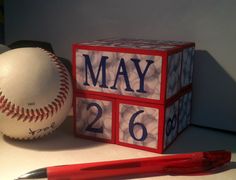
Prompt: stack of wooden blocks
<box><xmin>73</xmin><ymin>38</ymin><xmax>195</xmax><ymax>153</ymax></box>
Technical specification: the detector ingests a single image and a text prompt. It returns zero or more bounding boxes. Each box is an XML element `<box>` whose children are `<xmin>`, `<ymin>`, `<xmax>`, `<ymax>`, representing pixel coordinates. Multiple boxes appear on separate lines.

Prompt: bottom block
<box><xmin>74</xmin><ymin>95</ymin><xmax>115</xmax><ymax>143</ymax></box>
<box><xmin>74</xmin><ymin>91</ymin><xmax>192</xmax><ymax>153</ymax></box>
<box><xmin>164</xmin><ymin>91</ymin><xmax>192</xmax><ymax>150</ymax></box>
<box><xmin>117</xmin><ymin>100</ymin><xmax>164</xmax><ymax>153</ymax></box>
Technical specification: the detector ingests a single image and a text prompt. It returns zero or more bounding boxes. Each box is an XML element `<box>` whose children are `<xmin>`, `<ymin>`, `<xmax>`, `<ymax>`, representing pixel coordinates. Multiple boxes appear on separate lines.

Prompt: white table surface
<box><xmin>0</xmin><ymin>115</ymin><xmax>236</xmax><ymax>180</ymax></box>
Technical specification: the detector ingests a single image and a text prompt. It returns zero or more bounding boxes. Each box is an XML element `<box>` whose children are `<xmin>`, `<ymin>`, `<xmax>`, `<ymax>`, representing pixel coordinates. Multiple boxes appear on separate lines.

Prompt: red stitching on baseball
<box><xmin>58</xmin><ymin>66</ymin><xmax>66</xmax><ymax>71</ymax></box>
<box><xmin>59</xmin><ymin>71</ymin><xmax>68</xmax><ymax>77</ymax></box>
<box><xmin>60</xmin><ymin>82</ymin><xmax>69</xmax><ymax>87</ymax></box>
<box><xmin>34</xmin><ymin>116</ymin><xmax>39</xmax><ymax>122</ymax></box>
<box><xmin>54</xmin><ymin>98</ymin><xmax>62</xmax><ymax>108</ymax></box>
<box><xmin>11</xmin><ymin>113</ymin><xmax>17</xmax><ymax>119</ymax></box>
<box><xmin>36</xmin><ymin>109</ymin><xmax>40</xmax><ymax>116</ymax></box>
<box><xmin>0</xmin><ymin>95</ymin><xmax>5</xmax><ymax>102</ymax></box>
<box><xmin>60</xmin><ymin>75</ymin><xmax>69</xmax><ymax>81</ymax></box>
<box><xmin>26</xmin><ymin>109</ymin><xmax>30</xmax><ymax>116</ymax></box>
<box><xmin>57</xmin><ymin>95</ymin><xmax>64</xmax><ymax>105</ymax></box>
<box><xmin>0</xmin><ymin>48</ymin><xmax>71</xmax><ymax>123</ymax></box>
<box><xmin>31</xmin><ymin>109</ymin><xmax>35</xmax><ymax>116</ymax></box>
<box><xmin>44</xmin><ymin>106</ymin><xmax>50</xmax><ymax>117</ymax></box>
<box><xmin>2</xmin><ymin>107</ymin><xmax>8</xmax><ymax>113</ymax></box>
<box><xmin>6</xmin><ymin>110</ymin><xmax>13</xmax><ymax>116</ymax></box>
<box><xmin>61</xmin><ymin>78</ymin><xmax>69</xmax><ymax>85</ymax></box>
<box><xmin>59</xmin><ymin>91</ymin><xmax>67</xmax><ymax>99</ymax></box>
<box><xmin>12</xmin><ymin>104</ymin><xmax>15</xmax><ymax>110</ymax></box>
<box><xmin>48</xmin><ymin>104</ymin><xmax>54</xmax><ymax>114</ymax></box>
<box><xmin>23</xmin><ymin>115</ymin><xmax>28</xmax><ymax>122</ymax></box>
<box><xmin>2</xmin><ymin>98</ymin><xmax>8</xmax><ymax>106</ymax></box>
<box><xmin>52</xmin><ymin>101</ymin><xmax>58</xmax><ymax>112</ymax></box>
<box><xmin>29</xmin><ymin>116</ymin><xmax>34</xmax><ymax>122</ymax></box>
<box><xmin>17</xmin><ymin>114</ymin><xmax>23</xmax><ymax>121</ymax></box>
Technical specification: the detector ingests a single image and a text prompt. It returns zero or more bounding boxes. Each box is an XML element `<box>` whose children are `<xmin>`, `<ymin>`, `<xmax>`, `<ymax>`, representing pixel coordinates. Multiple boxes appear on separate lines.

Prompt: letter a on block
<box><xmin>110</xmin><ymin>58</ymin><xmax>134</xmax><ymax>92</ymax></box>
<box><xmin>83</xmin><ymin>54</ymin><xmax>108</xmax><ymax>88</ymax></box>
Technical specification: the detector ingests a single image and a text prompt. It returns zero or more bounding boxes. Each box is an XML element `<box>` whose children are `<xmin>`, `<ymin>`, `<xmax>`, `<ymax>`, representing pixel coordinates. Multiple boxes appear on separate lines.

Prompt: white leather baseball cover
<box><xmin>0</xmin><ymin>47</ymin><xmax>72</xmax><ymax>139</ymax></box>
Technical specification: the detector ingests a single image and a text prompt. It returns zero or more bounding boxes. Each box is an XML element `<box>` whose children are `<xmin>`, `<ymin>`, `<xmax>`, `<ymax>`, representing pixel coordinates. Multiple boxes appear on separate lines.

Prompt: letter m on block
<box><xmin>83</xmin><ymin>54</ymin><xmax>108</xmax><ymax>88</ymax></box>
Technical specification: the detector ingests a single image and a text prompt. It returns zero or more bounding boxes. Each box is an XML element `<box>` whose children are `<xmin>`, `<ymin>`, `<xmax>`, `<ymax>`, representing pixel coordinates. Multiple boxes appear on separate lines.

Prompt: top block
<box><xmin>73</xmin><ymin>38</ymin><xmax>195</xmax><ymax>104</ymax></box>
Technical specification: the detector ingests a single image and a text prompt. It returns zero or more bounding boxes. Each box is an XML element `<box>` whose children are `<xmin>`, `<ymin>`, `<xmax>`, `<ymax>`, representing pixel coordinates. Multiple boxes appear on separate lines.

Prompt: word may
<box><xmin>28</xmin><ymin>122</ymin><xmax>56</xmax><ymax>136</ymax></box>
<box><xmin>83</xmin><ymin>55</ymin><xmax>154</xmax><ymax>93</ymax></box>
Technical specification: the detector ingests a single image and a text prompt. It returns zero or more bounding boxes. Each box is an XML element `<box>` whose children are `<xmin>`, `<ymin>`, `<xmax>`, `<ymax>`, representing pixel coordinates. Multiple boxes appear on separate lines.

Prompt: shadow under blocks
<box><xmin>166</xmin><ymin>50</ymin><xmax>236</xmax><ymax>156</ymax></box>
<box><xmin>191</xmin><ymin>50</ymin><xmax>236</xmax><ymax>133</ymax></box>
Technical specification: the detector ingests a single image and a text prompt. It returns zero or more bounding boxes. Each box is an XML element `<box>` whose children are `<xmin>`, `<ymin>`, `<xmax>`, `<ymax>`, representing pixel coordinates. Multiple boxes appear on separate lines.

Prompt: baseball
<box><xmin>0</xmin><ymin>47</ymin><xmax>72</xmax><ymax>140</ymax></box>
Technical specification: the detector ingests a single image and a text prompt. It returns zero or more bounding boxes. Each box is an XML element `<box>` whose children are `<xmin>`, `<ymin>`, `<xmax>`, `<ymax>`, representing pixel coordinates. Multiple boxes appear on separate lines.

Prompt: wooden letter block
<box><xmin>74</xmin><ymin>95</ymin><xmax>115</xmax><ymax>143</ymax></box>
<box><xmin>116</xmin><ymin>90</ymin><xmax>192</xmax><ymax>153</ymax></box>
<box><xmin>117</xmin><ymin>100</ymin><xmax>162</xmax><ymax>153</ymax></box>
<box><xmin>73</xmin><ymin>38</ymin><xmax>195</xmax><ymax>153</ymax></box>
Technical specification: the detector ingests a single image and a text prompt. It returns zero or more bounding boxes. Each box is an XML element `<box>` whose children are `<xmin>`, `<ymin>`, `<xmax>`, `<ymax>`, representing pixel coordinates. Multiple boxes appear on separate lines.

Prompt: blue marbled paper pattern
<box><xmin>164</xmin><ymin>100</ymin><xmax>179</xmax><ymax>149</ymax></box>
<box><xmin>166</xmin><ymin>53</ymin><xmax>182</xmax><ymax>99</ymax></box>
<box><xmin>75</xmin><ymin>97</ymin><xmax>113</xmax><ymax>140</ymax></box>
<box><xmin>178</xmin><ymin>92</ymin><xmax>192</xmax><ymax>133</ymax></box>
<box><xmin>181</xmin><ymin>47</ymin><xmax>195</xmax><ymax>87</ymax></box>
<box><xmin>79</xmin><ymin>38</ymin><xmax>176</xmax><ymax>51</ymax></box>
<box><xmin>119</xmin><ymin>103</ymin><xmax>159</xmax><ymax>149</ymax></box>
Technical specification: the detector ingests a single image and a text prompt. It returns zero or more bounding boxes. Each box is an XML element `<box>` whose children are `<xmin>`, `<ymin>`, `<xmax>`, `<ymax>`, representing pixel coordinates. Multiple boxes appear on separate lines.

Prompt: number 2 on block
<box><xmin>85</xmin><ymin>103</ymin><xmax>103</xmax><ymax>133</ymax></box>
<box><xmin>129</xmin><ymin>110</ymin><xmax>148</xmax><ymax>141</ymax></box>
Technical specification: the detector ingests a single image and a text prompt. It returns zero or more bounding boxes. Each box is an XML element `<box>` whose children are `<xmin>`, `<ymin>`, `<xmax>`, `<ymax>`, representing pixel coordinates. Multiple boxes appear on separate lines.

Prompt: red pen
<box><xmin>16</xmin><ymin>150</ymin><xmax>231</xmax><ymax>180</ymax></box>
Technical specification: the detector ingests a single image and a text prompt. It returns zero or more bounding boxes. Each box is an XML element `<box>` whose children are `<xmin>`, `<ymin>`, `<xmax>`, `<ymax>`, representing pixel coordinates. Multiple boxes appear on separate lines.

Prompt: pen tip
<box><xmin>16</xmin><ymin>168</ymin><xmax>47</xmax><ymax>179</ymax></box>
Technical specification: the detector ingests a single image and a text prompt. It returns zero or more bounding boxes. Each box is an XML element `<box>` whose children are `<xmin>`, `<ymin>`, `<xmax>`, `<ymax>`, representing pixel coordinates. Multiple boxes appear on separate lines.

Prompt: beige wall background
<box><xmin>4</xmin><ymin>0</ymin><xmax>236</xmax><ymax>132</ymax></box>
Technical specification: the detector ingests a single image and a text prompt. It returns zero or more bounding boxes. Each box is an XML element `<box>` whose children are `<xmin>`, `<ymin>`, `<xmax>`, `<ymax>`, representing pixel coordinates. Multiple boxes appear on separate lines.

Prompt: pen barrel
<box><xmin>47</xmin><ymin>150</ymin><xmax>231</xmax><ymax>180</ymax></box>
<box><xmin>48</xmin><ymin>164</ymin><xmax>166</xmax><ymax>180</ymax></box>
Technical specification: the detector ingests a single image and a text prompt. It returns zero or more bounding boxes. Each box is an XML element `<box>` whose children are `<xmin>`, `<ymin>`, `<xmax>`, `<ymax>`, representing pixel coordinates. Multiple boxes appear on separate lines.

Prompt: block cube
<box><xmin>75</xmin><ymin>95</ymin><xmax>115</xmax><ymax>142</ymax></box>
<box><xmin>73</xmin><ymin>38</ymin><xmax>194</xmax><ymax>153</ymax></box>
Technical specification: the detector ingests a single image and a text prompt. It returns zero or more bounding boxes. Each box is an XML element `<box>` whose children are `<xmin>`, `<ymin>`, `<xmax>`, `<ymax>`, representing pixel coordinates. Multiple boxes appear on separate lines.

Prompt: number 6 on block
<box><xmin>118</xmin><ymin>102</ymin><xmax>160</xmax><ymax>151</ymax></box>
<box><xmin>129</xmin><ymin>110</ymin><xmax>148</xmax><ymax>141</ymax></box>
<box><xmin>75</xmin><ymin>96</ymin><xmax>114</xmax><ymax>142</ymax></box>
